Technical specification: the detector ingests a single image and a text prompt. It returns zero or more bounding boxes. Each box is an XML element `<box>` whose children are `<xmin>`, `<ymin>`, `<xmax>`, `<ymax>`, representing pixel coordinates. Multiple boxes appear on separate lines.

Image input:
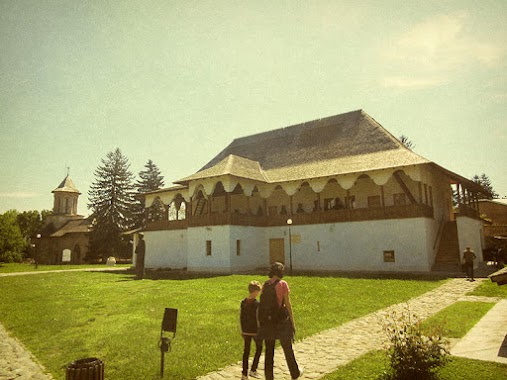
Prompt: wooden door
<box><xmin>269</xmin><ymin>238</ymin><xmax>285</xmax><ymax>264</ymax></box>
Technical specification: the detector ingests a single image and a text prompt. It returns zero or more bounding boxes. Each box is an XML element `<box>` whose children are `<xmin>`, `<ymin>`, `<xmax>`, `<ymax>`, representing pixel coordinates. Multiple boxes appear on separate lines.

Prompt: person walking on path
<box><xmin>135</xmin><ymin>233</ymin><xmax>146</xmax><ymax>280</ymax></box>
<box><xmin>240</xmin><ymin>280</ymin><xmax>263</xmax><ymax>379</ymax></box>
<box><xmin>258</xmin><ymin>262</ymin><xmax>303</xmax><ymax>380</ymax></box>
<box><xmin>463</xmin><ymin>247</ymin><xmax>477</xmax><ymax>281</ymax></box>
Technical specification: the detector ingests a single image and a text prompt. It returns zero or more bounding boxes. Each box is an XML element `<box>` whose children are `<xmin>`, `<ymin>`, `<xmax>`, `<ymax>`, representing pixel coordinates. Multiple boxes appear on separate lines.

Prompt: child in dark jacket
<box><xmin>240</xmin><ymin>280</ymin><xmax>262</xmax><ymax>379</ymax></box>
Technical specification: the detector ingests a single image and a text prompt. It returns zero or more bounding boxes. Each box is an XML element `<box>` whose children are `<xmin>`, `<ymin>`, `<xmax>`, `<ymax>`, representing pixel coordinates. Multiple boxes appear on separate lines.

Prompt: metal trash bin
<box><xmin>66</xmin><ymin>357</ymin><xmax>104</xmax><ymax>380</ymax></box>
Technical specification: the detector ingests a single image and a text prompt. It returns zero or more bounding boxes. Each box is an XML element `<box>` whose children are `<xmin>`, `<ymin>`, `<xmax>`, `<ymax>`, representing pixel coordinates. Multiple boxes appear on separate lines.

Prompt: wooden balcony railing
<box><xmin>145</xmin><ymin>204</ymin><xmax>434</xmax><ymax>231</ymax></box>
<box><xmin>144</xmin><ymin>219</ymin><xmax>188</xmax><ymax>231</ymax></box>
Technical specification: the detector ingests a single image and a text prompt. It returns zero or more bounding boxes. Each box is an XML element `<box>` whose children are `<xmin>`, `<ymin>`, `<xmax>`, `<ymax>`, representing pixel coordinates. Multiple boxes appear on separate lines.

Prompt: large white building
<box><xmin>136</xmin><ymin>110</ymin><xmax>484</xmax><ymax>273</ymax></box>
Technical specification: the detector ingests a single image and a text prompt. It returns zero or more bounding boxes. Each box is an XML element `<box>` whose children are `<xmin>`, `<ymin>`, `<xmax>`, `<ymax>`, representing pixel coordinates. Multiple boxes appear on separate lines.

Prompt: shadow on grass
<box><xmin>113</xmin><ymin>268</ymin><xmax>461</xmax><ymax>282</ymax></box>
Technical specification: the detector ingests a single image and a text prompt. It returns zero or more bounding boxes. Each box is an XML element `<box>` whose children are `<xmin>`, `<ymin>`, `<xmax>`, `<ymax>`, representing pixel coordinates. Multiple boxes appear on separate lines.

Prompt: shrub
<box><xmin>0</xmin><ymin>250</ymin><xmax>23</xmax><ymax>263</ymax></box>
<box><xmin>381</xmin><ymin>307</ymin><xmax>449</xmax><ymax>380</ymax></box>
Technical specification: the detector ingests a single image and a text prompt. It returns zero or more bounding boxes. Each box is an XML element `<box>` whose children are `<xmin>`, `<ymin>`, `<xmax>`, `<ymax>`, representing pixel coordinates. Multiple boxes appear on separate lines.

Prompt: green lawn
<box><xmin>323</xmin><ymin>293</ymin><xmax>506</xmax><ymax>380</ymax></box>
<box><xmin>421</xmin><ymin>301</ymin><xmax>496</xmax><ymax>338</ymax></box>
<box><xmin>0</xmin><ymin>272</ymin><xmax>445</xmax><ymax>380</ymax></box>
<box><xmin>321</xmin><ymin>350</ymin><xmax>507</xmax><ymax>380</ymax></box>
<box><xmin>468</xmin><ymin>278</ymin><xmax>507</xmax><ymax>298</ymax></box>
<box><xmin>0</xmin><ymin>263</ymin><xmax>131</xmax><ymax>273</ymax></box>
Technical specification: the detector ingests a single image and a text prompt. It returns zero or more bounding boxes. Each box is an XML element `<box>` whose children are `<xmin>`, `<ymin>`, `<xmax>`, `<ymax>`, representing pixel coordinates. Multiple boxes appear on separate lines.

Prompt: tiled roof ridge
<box><xmin>53</xmin><ymin>175</ymin><xmax>80</xmax><ymax>193</ymax></box>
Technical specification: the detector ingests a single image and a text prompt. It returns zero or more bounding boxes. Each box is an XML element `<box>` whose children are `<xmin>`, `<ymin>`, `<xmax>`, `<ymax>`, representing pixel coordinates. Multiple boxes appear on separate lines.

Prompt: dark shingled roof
<box><xmin>176</xmin><ymin>110</ymin><xmax>430</xmax><ymax>184</ymax></box>
<box><xmin>53</xmin><ymin>175</ymin><xmax>80</xmax><ymax>194</ymax></box>
<box><xmin>50</xmin><ymin>218</ymin><xmax>90</xmax><ymax>237</ymax></box>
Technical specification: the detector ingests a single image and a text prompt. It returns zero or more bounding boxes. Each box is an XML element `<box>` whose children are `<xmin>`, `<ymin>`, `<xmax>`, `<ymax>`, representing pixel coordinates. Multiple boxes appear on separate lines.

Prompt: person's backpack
<box><xmin>258</xmin><ymin>279</ymin><xmax>286</xmax><ymax>327</ymax></box>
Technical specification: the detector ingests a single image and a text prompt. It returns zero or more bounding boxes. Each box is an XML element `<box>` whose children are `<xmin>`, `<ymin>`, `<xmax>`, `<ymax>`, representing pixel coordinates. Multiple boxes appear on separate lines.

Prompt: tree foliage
<box><xmin>0</xmin><ymin>210</ymin><xmax>26</xmax><ymax>262</ymax></box>
<box><xmin>136</xmin><ymin>159</ymin><xmax>165</xmax><ymax>193</ymax></box>
<box><xmin>0</xmin><ymin>209</ymin><xmax>51</xmax><ymax>262</ymax></box>
<box><xmin>16</xmin><ymin>210</ymin><xmax>50</xmax><ymax>255</ymax></box>
<box><xmin>471</xmin><ymin>173</ymin><xmax>498</xmax><ymax>199</ymax></box>
<box><xmin>400</xmin><ymin>135</ymin><xmax>415</xmax><ymax>150</ymax></box>
<box><xmin>88</xmin><ymin>148</ymin><xmax>136</xmax><ymax>259</ymax></box>
<box><xmin>134</xmin><ymin>159</ymin><xmax>165</xmax><ymax>228</ymax></box>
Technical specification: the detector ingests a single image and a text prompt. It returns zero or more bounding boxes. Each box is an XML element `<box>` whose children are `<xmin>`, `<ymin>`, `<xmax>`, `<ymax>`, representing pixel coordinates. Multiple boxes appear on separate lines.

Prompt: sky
<box><xmin>1</xmin><ymin>0</ymin><xmax>506</xmax><ymax>216</ymax></box>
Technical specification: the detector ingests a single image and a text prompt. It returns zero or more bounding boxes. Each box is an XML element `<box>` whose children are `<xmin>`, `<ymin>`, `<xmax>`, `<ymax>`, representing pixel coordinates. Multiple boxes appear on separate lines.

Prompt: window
<box><xmin>345</xmin><ymin>195</ymin><xmax>356</xmax><ymax>209</ymax></box>
<box><xmin>368</xmin><ymin>195</ymin><xmax>381</xmax><ymax>208</ymax></box>
<box><xmin>206</xmin><ymin>240</ymin><xmax>212</xmax><ymax>256</ymax></box>
<box><xmin>236</xmin><ymin>240</ymin><xmax>241</xmax><ymax>256</ymax></box>
<box><xmin>178</xmin><ymin>202</ymin><xmax>186</xmax><ymax>220</ymax></box>
<box><xmin>148</xmin><ymin>197</ymin><xmax>166</xmax><ymax>222</ymax></box>
<box><xmin>393</xmin><ymin>193</ymin><xmax>406</xmax><ymax>206</ymax></box>
<box><xmin>168</xmin><ymin>201</ymin><xmax>177</xmax><ymax>221</ymax></box>
<box><xmin>324</xmin><ymin>198</ymin><xmax>334</xmax><ymax>210</ymax></box>
<box><xmin>384</xmin><ymin>250</ymin><xmax>395</xmax><ymax>262</ymax></box>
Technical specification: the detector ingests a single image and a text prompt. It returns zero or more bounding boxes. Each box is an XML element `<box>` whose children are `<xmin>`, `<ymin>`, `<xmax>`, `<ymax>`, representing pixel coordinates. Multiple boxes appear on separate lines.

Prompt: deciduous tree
<box><xmin>0</xmin><ymin>210</ymin><xmax>25</xmax><ymax>262</ymax></box>
<box><xmin>16</xmin><ymin>210</ymin><xmax>50</xmax><ymax>256</ymax></box>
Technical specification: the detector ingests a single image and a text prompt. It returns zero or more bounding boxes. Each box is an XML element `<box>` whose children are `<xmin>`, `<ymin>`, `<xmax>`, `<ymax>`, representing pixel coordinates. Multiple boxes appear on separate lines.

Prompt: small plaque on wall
<box><xmin>383</xmin><ymin>250</ymin><xmax>395</xmax><ymax>262</ymax></box>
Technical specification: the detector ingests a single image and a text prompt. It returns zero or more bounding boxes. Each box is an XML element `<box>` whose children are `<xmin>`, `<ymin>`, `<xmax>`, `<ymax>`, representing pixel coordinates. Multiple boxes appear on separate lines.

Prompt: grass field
<box><xmin>321</xmin><ymin>350</ymin><xmax>507</xmax><ymax>380</ymax></box>
<box><xmin>0</xmin><ymin>263</ymin><xmax>131</xmax><ymax>273</ymax></box>
<box><xmin>0</xmin><ymin>272</ymin><xmax>507</xmax><ymax>380</ymax></box>
<box><xmin>322</xmin><ymin>285</ymin><xmax>507</xmax><ymax>380</ymax></box>
<box><xmin>0</xmin><ymin>271</ymin><xmax>446</xmax><ymax>380</ymax></box>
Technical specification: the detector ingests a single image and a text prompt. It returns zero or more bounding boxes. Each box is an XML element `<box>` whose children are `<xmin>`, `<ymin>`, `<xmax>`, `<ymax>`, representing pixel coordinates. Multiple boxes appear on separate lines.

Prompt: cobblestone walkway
<box><xmin>0</xmin><ymin>323</ymin><xmax>53</xmax><ymax>380</ymax></box>
<box><xmin>196</xmin><ymin>278</ymin><xmax>487</xmax><ymax>380</ymax></box>
<box><xmin>1</xmin><ymin>277</ymin><xmax>496</xmax><ymax>380</ymax></box>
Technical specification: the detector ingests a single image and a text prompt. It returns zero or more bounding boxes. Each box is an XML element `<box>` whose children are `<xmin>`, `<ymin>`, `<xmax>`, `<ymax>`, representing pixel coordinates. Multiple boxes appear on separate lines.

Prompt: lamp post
<box><xmin>35</xmin><ymin>234</ymin><xmax>41</xmax><ymax>269</ymax></box>
<box><xmin>286</xmin><ymin>218</ymin><xmax>293</xmax><ymax>275</ymax></box>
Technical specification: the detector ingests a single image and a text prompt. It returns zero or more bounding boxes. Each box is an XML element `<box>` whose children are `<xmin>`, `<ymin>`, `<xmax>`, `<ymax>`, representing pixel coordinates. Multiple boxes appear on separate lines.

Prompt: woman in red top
<box><xmin>261</xmin><ymin>262</ymin><xmax>302</xmax><ymax>380</ymax></box>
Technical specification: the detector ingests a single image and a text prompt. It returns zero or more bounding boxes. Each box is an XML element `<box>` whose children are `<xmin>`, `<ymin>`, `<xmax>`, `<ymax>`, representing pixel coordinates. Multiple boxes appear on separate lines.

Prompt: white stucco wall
<box><xmin>287</xmin><ymin>218</ymin><xmax>434</xmax><ymax>272</ymax></box>
<box><xmin>145</xmin><ymin>217</ymin><xmax>439</xmax><ymax>273</ymax></box>
<box><xmin>229</xmin><ymin>226</ymin><xmax>267</xmax><ymax>271</ymax></box>
<box><xmin>144</xmin><ymin>230</ymin><xmax>188</xmax><ymax>269</ymax></box>
<box><xmin>187</xmin><ymin>226</ymin><xmax>233</xmax><ymax>272</ymax></box>
<box><xmin>456</xmin><ymin>216</ymin><xmax>484</xmax><ymax>263</ymax></box>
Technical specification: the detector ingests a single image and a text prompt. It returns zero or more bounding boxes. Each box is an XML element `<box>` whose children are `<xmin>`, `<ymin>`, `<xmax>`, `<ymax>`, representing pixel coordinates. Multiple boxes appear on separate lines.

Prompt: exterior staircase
<box><xmin>432</xmin><ymin>221</ymin><xmax>461</xmax><ymax>272</ymax></box>
<box><xmin>193</xmin><ymin>198</ymin><xmax>207</xmax><ymax>215</ymax></box>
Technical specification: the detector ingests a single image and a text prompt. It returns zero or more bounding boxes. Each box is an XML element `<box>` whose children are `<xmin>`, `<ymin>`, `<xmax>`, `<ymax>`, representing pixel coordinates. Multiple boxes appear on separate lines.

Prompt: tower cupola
<box><xmin>52</xmin><ymin>174</ymin><xmax>81</xmax><ymax>215</ymax></box>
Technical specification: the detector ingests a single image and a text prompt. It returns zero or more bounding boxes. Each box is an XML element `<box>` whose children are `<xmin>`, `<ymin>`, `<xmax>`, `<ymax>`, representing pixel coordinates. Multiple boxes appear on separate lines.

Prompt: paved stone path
<box><xmin>0</xmin><ymin>276</ymin><xmax>501</xmax><ymax>380</ymax></box>
<box><xmin>0</xmin><ymin>323</ymin><xmax>53</xmax><ymax>380</ymax></box>
<box><xmin>196</xmin><ymin>278</ymin><xmax>486</xmax><ymax>380</ymax></box>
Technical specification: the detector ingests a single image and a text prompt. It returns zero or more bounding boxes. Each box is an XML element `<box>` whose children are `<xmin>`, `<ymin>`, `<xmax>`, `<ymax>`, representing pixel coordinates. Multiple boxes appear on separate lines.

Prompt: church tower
<box><xmin>52</xmin><ymin>174</ymin><xmax>81</xmax><ymax>215</ymax></box>
<box><xmin>44</xmin><ymin>173</ymin><xmax>85</xmax><ymax>231</ymax></box>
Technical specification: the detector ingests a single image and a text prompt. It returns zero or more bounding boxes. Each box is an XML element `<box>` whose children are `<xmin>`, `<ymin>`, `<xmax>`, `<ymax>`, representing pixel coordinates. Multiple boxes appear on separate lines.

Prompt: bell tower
<box><xmin>52</xmin><ymin>173</ymin><xmax>81</xmax><ymax>215</ymax></box>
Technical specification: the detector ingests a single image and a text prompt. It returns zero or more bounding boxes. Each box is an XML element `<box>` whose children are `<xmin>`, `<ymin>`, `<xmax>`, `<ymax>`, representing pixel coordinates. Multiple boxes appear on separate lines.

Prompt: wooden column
<box><xmin>225</xmin><ymin>192</ymin><xmax>230</xmax><ymax>213</ymax></box>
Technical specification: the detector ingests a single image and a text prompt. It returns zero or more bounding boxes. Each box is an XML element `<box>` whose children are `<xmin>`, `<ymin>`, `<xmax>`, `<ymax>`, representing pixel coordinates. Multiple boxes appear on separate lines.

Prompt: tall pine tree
<box><xmin>471</xmin><ymin>173</ymin><xmax>498</xmax><ymax>199</ymax></box>
<box><xmin>134</xmin><ymin>159</ymin><xmax>165</xmax><ymax>228</ymax></box>
<box><xmin>88</xmin><ymin>148</ymin><xmax>136</xmax><ymax>259</ymax></box>
<box><xmin>137</xmin><ymin>159</ymin><xmax>165</xmax><ymax>193</ymax></box>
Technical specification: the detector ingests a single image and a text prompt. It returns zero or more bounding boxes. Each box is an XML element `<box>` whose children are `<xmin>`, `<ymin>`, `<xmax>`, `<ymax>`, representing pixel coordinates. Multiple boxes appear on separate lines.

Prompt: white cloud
<box><xmin>0</xmin><ymin>192</ymin><xmax>38</xmax><ymax>198</ymax></box>
<box><xmin>383</xmin><ymin>76</ymin><xmax>446</xmax><ymax>89</ymax></box>
<box><xmin>382</xmin><ymin>11</ymin><xmax>504</xmax><ymax>89</ymax></box>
